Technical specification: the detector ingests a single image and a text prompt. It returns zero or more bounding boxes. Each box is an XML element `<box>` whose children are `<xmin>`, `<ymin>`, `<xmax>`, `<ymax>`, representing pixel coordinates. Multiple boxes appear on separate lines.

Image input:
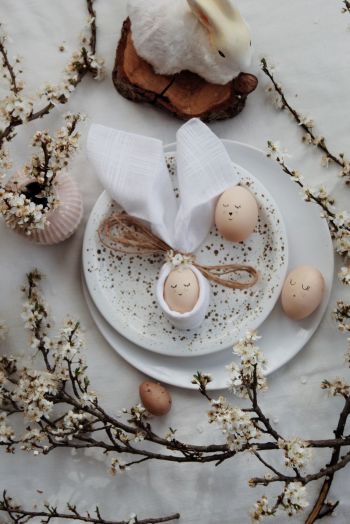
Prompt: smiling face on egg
<box><xmin>164</xmin><ymin>268</ymin><xmax>199</xmax><ymax>314</ymax></box>
<box><xmin>215</xmin><ymin>185</ymin><xmax>259</xmax><ymax>242</ymax></box>
<box><xmin>281</xmin><ymin>266</ymin><xmax>325</xmax><ymax>320</ymax></box>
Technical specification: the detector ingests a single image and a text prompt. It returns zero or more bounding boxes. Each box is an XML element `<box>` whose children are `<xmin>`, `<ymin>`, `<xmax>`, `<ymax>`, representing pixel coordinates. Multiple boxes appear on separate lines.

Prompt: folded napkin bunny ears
<box><xmin>87</xmin><ymin>118</ymin><xmax>239</xmax><ymax>253</ymax></box>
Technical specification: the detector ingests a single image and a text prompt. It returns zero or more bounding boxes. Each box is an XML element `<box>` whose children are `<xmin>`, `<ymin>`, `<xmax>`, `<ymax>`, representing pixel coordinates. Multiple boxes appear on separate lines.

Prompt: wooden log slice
<box><xmin>113</xmin><ymin>19</ymin><xmax>258</xmax><ymax>122</ymax></box>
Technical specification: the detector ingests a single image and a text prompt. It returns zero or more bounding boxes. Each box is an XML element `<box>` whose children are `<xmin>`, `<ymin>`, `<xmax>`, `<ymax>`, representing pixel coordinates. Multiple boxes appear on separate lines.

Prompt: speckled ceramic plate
<box><xmin>83</xmin><ymin>154</ymin><xmax>288</xmax><ymax>357</ymax></box>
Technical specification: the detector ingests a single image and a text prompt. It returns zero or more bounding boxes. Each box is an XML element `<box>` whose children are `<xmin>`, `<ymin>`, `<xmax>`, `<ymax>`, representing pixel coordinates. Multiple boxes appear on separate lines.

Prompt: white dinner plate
<box><xmin>82</xmin><ymin>140</ymin><xmax>334</xmax><ymax>390</ymax></box>
<box><xmin>83</xmin><ymin>153</ymin><xmax>288</xmax><ymax>357</ymax></box>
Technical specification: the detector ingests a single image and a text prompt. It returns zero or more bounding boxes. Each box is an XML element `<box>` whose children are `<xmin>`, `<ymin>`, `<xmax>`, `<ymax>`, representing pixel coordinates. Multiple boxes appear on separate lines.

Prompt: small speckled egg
<box><xmin>164</xmin><ymin>267</ymin><xmax>199</xmax><ymax>314</ymax></box>
<box><xmin>215</xmin><ymin>185</ymin><xmax>259</xmax><ymax>242</ymax></box>
<box><xmin>139</xmin><ymin>381</ymin><xmax>172</xmax><ymax>416</ymax></box>
<box><xmin>281</xmin><ymin>266</ymin><xmax>325</xmax><ymax>320</ymax></box>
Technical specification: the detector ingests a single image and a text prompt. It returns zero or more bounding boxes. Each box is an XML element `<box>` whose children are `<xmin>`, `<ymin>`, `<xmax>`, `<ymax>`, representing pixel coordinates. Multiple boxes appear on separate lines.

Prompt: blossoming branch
<box><xmin>261</xmin><ymin>58</ymin><xmax>350</xmax><ymax>184</ymax></box>
<box><xmin>0</xmin><ymin>0</ymin><xmax>104</xmax><ymax>170</ymax></box>
<box><xmin>0</xmin><ymin>491</ymin><xmax>180</xmax><ymax>524</ymax></box>
<box><xmin>0</xmin><ymin>113</ymin><xmax>83</xmax><ymax>235</ymax></box>
<box><xmin>266</xmin><ymin>141</ymin><xmax>350</xmax><ymax>263</ymax></box>
<box><xmin>1</xmin><ymin>272</ymin><xmax>350</xmax><ymax>522</ymax></box>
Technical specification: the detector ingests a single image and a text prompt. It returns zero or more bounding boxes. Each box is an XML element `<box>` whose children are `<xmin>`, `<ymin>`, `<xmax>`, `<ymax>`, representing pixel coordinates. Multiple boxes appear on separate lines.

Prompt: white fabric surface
<box><xmin>0</xmin><ymin>0</ymin><xmax>350</xmax><ymax>522</ymax></box>
<box><xmin>87</xmin><ymin>118</ymin><xmax>239</xmax><ymax>252</ymax></box>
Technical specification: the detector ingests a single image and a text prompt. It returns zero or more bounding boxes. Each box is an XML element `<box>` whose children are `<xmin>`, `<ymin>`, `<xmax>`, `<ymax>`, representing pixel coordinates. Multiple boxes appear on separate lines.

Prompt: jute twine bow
<box><xmin>98</xmin><ymin>213</ymin><xmax>259</xmax><ymax>290</ymax></box>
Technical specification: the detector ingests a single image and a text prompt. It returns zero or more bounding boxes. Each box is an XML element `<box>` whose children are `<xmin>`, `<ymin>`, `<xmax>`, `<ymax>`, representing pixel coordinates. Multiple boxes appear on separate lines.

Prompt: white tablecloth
<box><xmin>0</xmin><ymin>1</ymin><xmax>350</xmax><ymax>522</ymax></box>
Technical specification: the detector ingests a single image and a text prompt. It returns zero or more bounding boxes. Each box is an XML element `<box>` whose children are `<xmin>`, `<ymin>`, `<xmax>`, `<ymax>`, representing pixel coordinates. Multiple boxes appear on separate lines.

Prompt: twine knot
<box><xmin>98</xmin><ymin>212</ymin><xmax>259</xmax><ymax>290</ymax></box>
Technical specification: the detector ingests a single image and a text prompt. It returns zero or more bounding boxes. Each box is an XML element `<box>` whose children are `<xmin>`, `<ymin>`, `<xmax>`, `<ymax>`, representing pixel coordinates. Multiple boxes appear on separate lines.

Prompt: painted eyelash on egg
<box><xmin>171</xmin><ymin>284</ymin><xmax>177</xmax><ymax>289</ymax></box>
<box><xmin>302</xmin><ymin>284</ymin><xmax>310</xmax><ymax>291</ymax></box>
<box><xmin>184</xmin><ymin>283</ymin><xmax>191</xmax><ymax>287</ymax></box>
<box><xmin>290</xmin><ymin>279</ymin><xmax>296</xmax><ymax>286</ymax></box>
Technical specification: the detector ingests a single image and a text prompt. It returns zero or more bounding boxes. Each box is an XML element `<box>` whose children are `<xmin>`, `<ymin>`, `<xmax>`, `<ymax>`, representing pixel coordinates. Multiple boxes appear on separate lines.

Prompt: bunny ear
<box><xmin>187</xmin><ymin>0</ymin><xmax>214</xmax><ymax>31</ymax></box>
<box><xmin>187</xmin><ymin>0</ymin><xmax>241</xmax><ymax>32</ymax></box>
<box><xmin>212</xmin><ymin>0</ymin><xmax>238</xmax><ymax>17</ymax></box>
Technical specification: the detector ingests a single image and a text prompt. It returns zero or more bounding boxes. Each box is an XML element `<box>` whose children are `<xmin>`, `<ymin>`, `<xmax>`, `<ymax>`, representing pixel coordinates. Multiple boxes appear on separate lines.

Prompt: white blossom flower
<box><xmin>0</xmin><ymin>355</ymin><xmax>17</xmax><ymax>387</ymax></box>
<box><xmin>38</xmin><ymin>82</ymin><xmax>63</xmax><ymax>106</ymax></box>
<box><xmin>164</xmin><ymin>428</ymin><xmax>177</xmax><ymax>442</ymax></box>
<box><xmin>191</xmin><ymin>371</ymin><xmax>212</xmax><ymax>388</ymax></box>
<box><xmin>0</xmin><ymin>188</ymin><xmax>50</xmax><ymax>234</ymax></box>
<box><xmin>129</xmin><ymin>403</ymin><xmax>147</xmax><ymax>421</ymax></box>
<box><xmin>0</xmin><ymin>412</ymin><xmax>15</xmax><ymax>443</ymax></box>
<box><xmin>22</xmin><ymin>427</ymin><xmax>45</xmax><ymax>443</ymax></box>
<box><xmin>312</xmin><ymin>186</ymin><xmax>335</xmax><ymax>209</ymax></box>
<box><xmin>321</xmin><ymin>154</ymin><xmax>331</xmax><ymax>168</ymax></box>
<box><xmin>0</xmin><ymin>147</ymin><xmax>12</xmax><ymax>171</ymax></box>
<box><xmin>298</xmin><ymin>115</ymin><xmax>314</xmax><ymax>128</ymax></box>
<box><xmin>13</xmin><ymin>369</ymin><xmax>60</xmax><ymax>422</ymax></box>
<box><xmin>266</xmin><ymin>140</ymin><xmax>281</xmax><ymax>158</ymax></box>
<box><xmin>290</xmin><ymin>170</ymin><xmax>303</xmax><ymax>183</ymax></box>
<box><xmin>278</xmin><ymin>437</ymin><xmax>312</xmax><ymax>470</ymax></box>
<box><xmin>166</xmin><ymin>250</ymin><xmax>193</xmax><ymax>267</ymax></box>
<box><xmin>0</xmin><ymin>93</ymin><xmax>33</xmax><ymax>123</ymax></box>
<box><xmin>208</xmin><ymin>396</ymin><xmax>259</xmax><ymax>451</ymax></box>
<box><xmin>339</xmin><ymin>160</ymin><xmax>350</xmax><ymax>178</ymax></box>
<box><xmin>251</xmin><ymin>495</ymin><xmax>275</xmax><ymax>522</ymax></box>
<box><xmin>227</xmin><ymin>332</ymin><xmax>267</xmax><ymax>398</ymax></box>
<box><xmin>302</xmin><ymin>133</ymin><xmax>313</xmax><ymax>145</ymax></box>
<box><xmin>312</xmin><ymin>135</ymin><xmax>325</xmax><ymax>146</ymax></box>
<box><xmin>133</xmin><ymin>431</ymin><xmax>146</xmax><ymax>443</ymax></box>
<box><xmin>321</xmin><ymin>377</ymin><xmax>350</xmax><ymax>397</ymax></box>
<box><xmin>333</xmin><ymin>301</ymin><xmax>350</xmax><ymax>332</ymax></box>
<box><xmin>80</xmin><ymin>391</ymin><xmax>97</xmax><ymax>406</ymax></box>
<box><xmin>335</xmin><ymin>233</ymin><xmax>350</xmax><ymax>259</ymax></box>
<box><xmin>339</xmin><ymin>266</ymin><xmax>350</xmax><ymax>285</ymax></box>
<box><xmin>21</xmin><ymin>296</ymin><xmax>48</xmax><ymax>332</ymax></box>
<box><xmin>281</xmin><ymin>482</ymin><xmax>308</xmax><ymax>515</ymax></box>
<box><xmin>345</xmin><ymin>338</ymin><xmax>350</xmax><ymax>366</ymax></box>
<box><xmin>334</xmin><ymin>211</ymin><xmax>350</xmax><ymax>228</ymax></box>
<box><xmin>110</xmin><ymin>458</ymin><xmax>130</xmax><ymax>475</ymax></box>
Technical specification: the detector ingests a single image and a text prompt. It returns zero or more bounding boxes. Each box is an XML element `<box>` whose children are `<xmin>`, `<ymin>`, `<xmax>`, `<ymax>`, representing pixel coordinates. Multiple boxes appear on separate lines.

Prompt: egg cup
<box><xmin>156</xmin><ymin>263</ymin><xmax>211</xmax><ymax>330</ymax></box>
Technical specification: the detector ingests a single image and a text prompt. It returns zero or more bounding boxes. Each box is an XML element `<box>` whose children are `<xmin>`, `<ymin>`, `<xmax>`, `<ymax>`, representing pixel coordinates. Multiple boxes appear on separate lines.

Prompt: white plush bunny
<box><xmin>127</xmin><ymin>0</ymin><xmax>252</xmax><ymax>85</ymax></box>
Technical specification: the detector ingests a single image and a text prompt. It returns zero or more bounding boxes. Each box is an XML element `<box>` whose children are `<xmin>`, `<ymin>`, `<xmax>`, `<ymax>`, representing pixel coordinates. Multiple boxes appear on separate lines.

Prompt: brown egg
<box><xmin>139</xmin><ymin>381</ymin><xmax>172</xmax><ymax>416</ymax></box>
<box><xmin>281</xmin><ymin>266</ymin><xmax>325</xmax><ymax>320</ymax></box>
<box><xmin>215</xmin><ymin>185</ymin><xmax>259</xmax><ymax>242</ymax></box>
<box><xmin>164</xmin><ymin>267</ymin><xmax>199</xmax><ymax>314</ymax></box>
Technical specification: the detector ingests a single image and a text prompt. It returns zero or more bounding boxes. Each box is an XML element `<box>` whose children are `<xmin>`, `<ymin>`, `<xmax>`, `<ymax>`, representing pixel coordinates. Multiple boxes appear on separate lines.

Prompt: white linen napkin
<box><xmin>87</xmin><ymin>118</ymin><xmax>239</xmax><ymax>253</ymax></box>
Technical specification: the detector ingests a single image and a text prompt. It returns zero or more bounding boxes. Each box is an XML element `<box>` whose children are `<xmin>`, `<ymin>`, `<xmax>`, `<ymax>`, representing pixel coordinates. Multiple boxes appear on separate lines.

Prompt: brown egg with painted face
<box><xmin>215</xmin><ymin>185</ymin><xmax>259</xmax><ymax>242</ymax></box>
<box><xmin>281</xmin><ymin>266</ymin><xmax>325</xmax><ymax>320</ymax></box>
<box><xmin>164</xmin><ymin>268</ymin><xmax>199</xmax><ymax>314</ymax></box>
<box><xmin>139</xmin><ymin>381</ymin><xmax>172</xmax><ymax>416</ymax></box>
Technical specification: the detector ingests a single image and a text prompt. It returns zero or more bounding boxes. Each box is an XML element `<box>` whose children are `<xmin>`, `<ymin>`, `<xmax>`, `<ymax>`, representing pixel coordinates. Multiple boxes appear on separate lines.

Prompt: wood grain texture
<box><xmin>112</xmin><ymin>19</ymin><xmax>258</xmax><ymax>122</ymax></box>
